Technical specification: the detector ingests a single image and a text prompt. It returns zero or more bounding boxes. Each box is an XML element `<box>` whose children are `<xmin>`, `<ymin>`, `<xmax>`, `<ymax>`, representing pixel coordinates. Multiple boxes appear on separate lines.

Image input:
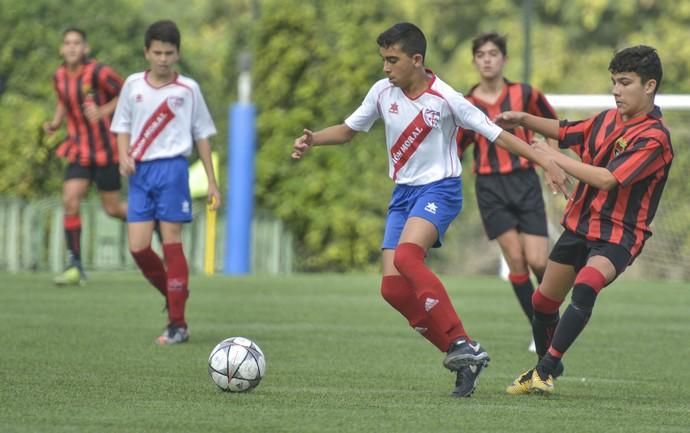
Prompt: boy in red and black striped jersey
<box><xmin>44</xmin><ymin>28</ymin><xmax>126</xmax><ymax>285</ymax></box>
<box><xmin>497</xmin><ymin>45</ymin><xmax>673</xmax><ymax>395</ymax></box>
<box><xmin>457</xmin><ymin>33</ymin><xmax>560</xmax><ymax>352</ymax></box>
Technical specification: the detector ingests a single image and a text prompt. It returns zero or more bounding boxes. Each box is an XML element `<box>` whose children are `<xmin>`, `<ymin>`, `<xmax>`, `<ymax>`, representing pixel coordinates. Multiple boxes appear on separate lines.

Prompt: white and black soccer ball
<box><xmin>208</xmin><ymin>337</ymin><xmax>266</xmax><ymax>392</ymax></box>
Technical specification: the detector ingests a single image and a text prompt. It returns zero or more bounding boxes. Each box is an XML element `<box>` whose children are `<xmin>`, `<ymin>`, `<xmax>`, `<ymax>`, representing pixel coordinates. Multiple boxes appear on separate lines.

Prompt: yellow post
<box><xmin>204</xmin><ymin>196</ymin><xmax>218</xmax><ymax>275</ymax></box>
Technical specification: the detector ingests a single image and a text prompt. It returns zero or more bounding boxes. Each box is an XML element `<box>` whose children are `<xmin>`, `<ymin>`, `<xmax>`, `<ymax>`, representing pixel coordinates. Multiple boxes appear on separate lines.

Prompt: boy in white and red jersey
<box><xmin>111</xmin><ymin>20</ymin><xmax>221</xmax><ymax>345</ymax></box>
<box><xmin>292</xmin><ymin>22</ymin><xmax>567</xmax><ymax>397</ymax></box>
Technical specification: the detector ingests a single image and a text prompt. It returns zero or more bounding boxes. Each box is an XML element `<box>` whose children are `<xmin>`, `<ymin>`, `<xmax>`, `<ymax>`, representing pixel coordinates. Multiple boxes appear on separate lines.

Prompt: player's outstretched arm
<box><xmin>531</xmin><ymin>137</ymin><xmax>570</xmax><ymax>196</ymax></box>
<box><xmin>531</xmin><ymin>140</ymin><xmax>618</xmax><ymax>190</ymax></box>
<box><xmin>495</xmin><ymin>131</ymin><xmax>569</xmax><ymax>196</ymax></box>
<box><xmin>291</xmin><ymin>124</ymin><xmax>357</xmax><ymax>160</ymax></box>
<box><xmin>495</xmin><ymin>111</ymin><xmax>560</xmax><ymax>140</ymax></box>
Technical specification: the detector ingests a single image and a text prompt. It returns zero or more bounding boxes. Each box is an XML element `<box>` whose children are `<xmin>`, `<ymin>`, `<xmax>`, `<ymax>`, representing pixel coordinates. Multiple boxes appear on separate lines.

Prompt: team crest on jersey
<box><xmin>135</xmin><ymin>94</ymin><xmax>143</xmax><ymax>103</ymax></box>
<box><xmin>167</xmin><ymin>96</ymin><xmax>185</xmax><ymax>109</ymax></box>
<box><xmin>389</xmin><ymin>102</ymin><xmax>399</xmax><ymax>114</ymax></box>
<box><xmin>423</xmin><ymin>108</ymin><xmax>440</xmax><ymax>128</ymax></box>
<box><xmin>614</xmin><ymin>137</ymin><xmax>628</xmax><ymax>156</ymax></box>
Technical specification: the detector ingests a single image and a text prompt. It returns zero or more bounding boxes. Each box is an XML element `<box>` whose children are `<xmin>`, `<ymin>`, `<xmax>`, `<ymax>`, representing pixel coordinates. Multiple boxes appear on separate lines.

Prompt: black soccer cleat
<box><xmin>443</xmin><ymin>339</ymin><xmax>490</xmax><ymax>371</ymax></box>
<box><xmin>451</xmin><ymin>360</ymin><xmax>488</xmax><ymax>398</ymax></box>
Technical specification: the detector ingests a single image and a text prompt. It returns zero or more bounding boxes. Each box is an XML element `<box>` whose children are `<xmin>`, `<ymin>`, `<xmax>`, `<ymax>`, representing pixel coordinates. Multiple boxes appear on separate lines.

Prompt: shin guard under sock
<box><xmin>381</xmin><ymin>275</ymin><xmax>451</xmax><ymax>351</ymax></box>
<box><xmin>163</xmin><ymin>243</ymin><xmax>189</xmax><ymax>327</ymax></box>
<box><xmin>393</xmin><ymin>243</ymin><xmax>468</xmax><ymax>344</ymax></box>
<box><xmin>531</xmin><ymin>289</ymin><xmax>563</xmax><ymax>358</ymax></box>
<box><xmin>131</xmin><ymin>246</ymin><xmax>167</xmax><ymax>297</ymax></box>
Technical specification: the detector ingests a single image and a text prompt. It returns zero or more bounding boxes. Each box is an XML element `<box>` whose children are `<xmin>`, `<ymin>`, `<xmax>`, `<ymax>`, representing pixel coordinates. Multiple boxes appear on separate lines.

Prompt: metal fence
<box><xmin>0</xmin><ymin>196</ymin><xmax>293</xmax><ymax>274</ymax></box>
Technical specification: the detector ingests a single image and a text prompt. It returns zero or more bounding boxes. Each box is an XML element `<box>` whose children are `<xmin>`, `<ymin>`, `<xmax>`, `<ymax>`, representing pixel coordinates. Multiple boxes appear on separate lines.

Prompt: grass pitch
<box><xmin>1</xmin><ymin>272</ymin><xmax>689</xmax><ymax>433</ymax></box>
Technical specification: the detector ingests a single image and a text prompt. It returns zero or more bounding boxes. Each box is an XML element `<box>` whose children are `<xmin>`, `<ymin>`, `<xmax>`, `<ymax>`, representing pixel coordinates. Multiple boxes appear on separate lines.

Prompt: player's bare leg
<box><xmin>522</xmin><ymin>233</ymin><xmax>548</xmax><ymax>280</ymax></box>
<box><xmin>98</xmin><ymin>190</ymin><xmax>127</xmax><ymax>221</ymax></box>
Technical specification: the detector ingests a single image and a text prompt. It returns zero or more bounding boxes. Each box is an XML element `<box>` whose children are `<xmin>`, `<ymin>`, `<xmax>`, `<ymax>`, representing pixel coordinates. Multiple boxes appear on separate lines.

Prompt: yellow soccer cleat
<box><xmin>529</xmin><ymin>369</ymin><xmax>555</xmax><ymax>394</ymax></box>
<box><xmin>53</xmin><ymin>266</ymin><xmax>85</xmax><ymax>286</ymax></box>
<box><xmin>506</xmin><ymin>369</ymin><xmax>535</xmax><ymax>395</ymax></box>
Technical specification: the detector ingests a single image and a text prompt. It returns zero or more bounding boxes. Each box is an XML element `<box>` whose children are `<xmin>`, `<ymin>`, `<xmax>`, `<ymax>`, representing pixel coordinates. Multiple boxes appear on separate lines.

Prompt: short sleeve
<box><xmin>98</xmin><ymin>65</ymin><xmax>124</xmax><ymax>99</ymax></box>
<box><xmin>446</xmin><ymin>91</ymin><xmax>502</xmax><ymax>142</ymax></box>
<box><xmin>607</xmin><ymin>138</ymin><xmax>668</xmax><ymax>187</ymax></box>
<box><xmin>110</xmin><ymin>78</ymin><xmax>132</xmax><ymax>134</ymax></box>
<box><xmin>528</xmin><ymin>87</ymin><xmax>558</xmax><ymax>120</ymax></box>
<box><xmin>344</xmin><ymin>83</ymin><xmax>381</xmax><ymax>132</ymax></box>
<box><xmin>191</xmin><ymin>83</ymin><xmax>217</xmax><ymax>140</ymax></box>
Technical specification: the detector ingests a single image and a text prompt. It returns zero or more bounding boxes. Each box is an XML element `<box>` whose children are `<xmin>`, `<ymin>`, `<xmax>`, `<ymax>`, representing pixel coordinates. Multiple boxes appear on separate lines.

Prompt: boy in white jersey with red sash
<box><xmin>111</xmin><ymin>20</ymin><xmax>221</xmax><ymax>345</ymax></box>
<box><xmin>292</xmin><ymin>23</ymin><xmax>567</xmax><ymax>397</ymax></box>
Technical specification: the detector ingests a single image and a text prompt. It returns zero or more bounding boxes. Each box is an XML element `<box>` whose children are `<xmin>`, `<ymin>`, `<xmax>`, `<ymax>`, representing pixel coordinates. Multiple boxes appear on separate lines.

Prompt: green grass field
<box><xmin>1</xmin><ymin>272</ymin><xmax>689</xmax><ymax>433</ymax></box>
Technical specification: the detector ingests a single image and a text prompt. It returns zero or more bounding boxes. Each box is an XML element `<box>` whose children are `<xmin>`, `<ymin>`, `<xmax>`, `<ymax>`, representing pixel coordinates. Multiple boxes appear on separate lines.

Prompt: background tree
<box><xmin>1</xmin><ymin>0</ymin><xmax>688</xmax><ymax>275</ymax></box>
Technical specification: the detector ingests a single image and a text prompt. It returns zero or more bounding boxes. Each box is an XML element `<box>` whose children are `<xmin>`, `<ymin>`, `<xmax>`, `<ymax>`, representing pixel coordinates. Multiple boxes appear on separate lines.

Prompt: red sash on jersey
<box><xmin>390</xmin><ymin>111</ymin><xmax>433</xmax><ymax>180</ymax></box>
<box><xmin>129</xmin><ymin>99</ymin><xmax>176</xmax><ymax>160</ymax></box>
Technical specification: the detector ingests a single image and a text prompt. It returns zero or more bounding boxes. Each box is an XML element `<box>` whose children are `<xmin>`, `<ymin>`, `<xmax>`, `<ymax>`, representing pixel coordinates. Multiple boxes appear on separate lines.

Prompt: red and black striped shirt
<box><xmin>457</xmin><ymin>79</ymin><xmax>557</xmax><ymax>174</ymax></box>
<box><xmin>53</xmin><ymin>59</ymin><xmax>123</xmax><ymax>166</ymax></box>
<box><xmin>559</xmin><ymin>106</ymin><xmax>673</xmax><ymax>258</ymax></box>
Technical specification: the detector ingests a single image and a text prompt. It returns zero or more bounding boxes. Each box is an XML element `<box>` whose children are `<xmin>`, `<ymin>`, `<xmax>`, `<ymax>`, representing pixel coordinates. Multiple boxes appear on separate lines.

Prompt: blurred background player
<box><xmin>456</xmin><ymin>32</ymin><xmax>560</xmax><ymax>352</ymax></box>
<box><xmin>43</xmin><ymin>28</ymin><xmax>126</xmax><ymax>285</ymax></box>
<box><xmin>111</xmin><ymin>20</ymin><xmax>221</xmax><ymax>345</ymax></box>
<box><xmin>497</xmin><ymin>45</ymin><xmax>673</xmax><ymax>395</ymax></box>
<box><xmin>292</xmin><ymin>22</ymin><xmax>566</xmax><ymax>397</ymax></box>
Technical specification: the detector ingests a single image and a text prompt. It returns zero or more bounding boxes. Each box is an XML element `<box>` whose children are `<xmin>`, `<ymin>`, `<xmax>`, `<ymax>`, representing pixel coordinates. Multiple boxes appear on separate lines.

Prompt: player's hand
<box><xmin>532</xmin><ymin>138</ymin><xmax>570</xmax><ymax>197</ymax></box>
<box><xmin>83</xmin><ymin>104</ymin><xmax>102</xmax><ymax>122</ymax></box>
<box><xmin>291</xmin><ymin>129</ymin><xmax>314</xmax><ymax>160</ymax></box>
<box><xmin>207</xmin><ymin>185</ymin><xmax>222</xmax><ymax>210</ymax></box>
<box><xmin>43</xmin><ymin>121</ymin><xmax>59</xmax><ymax>134</ymax></box>
<box><xmin>544</xmin><ymin>159</ymin><xmax>570</xmax><ymax>198</ymax></box>
<box><xmin>494</xmin><ymin>111</ymin><xmax>524</xmax><ymax>129</ymax></box>
<box><xmin>119</xmin><ymin>154</ymin><xmax>135</xmax><ymax>176</ymax></box>
<box><xmin>543</xmin><ymin>162</ymin><xmax>570</xmax><ymax>197</ymax></box>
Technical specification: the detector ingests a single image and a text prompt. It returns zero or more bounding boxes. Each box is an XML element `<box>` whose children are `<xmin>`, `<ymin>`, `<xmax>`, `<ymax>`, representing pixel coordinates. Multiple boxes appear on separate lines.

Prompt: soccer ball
<box><xmin>208</xmin><ymin>337</ymin><xmax>266</xmax><ymax>392</ymax></box>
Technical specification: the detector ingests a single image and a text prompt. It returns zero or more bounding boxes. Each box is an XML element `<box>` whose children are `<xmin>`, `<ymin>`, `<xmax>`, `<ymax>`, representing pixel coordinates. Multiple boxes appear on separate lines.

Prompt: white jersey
<box><xmin>111</xmin><ymin>71</ymin><xmax>216</xmax><ymax>161</ymax></box>
<box><xmin>345</xmin><ymin>71</ymin><xmax>502</xmax><ymax>185</ymax></box>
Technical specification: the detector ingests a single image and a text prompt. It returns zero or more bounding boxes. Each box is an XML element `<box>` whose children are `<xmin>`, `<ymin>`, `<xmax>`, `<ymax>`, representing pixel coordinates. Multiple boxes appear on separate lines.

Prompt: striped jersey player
<box><xmin>44</xmin><ymin>28</ymin><xmax>127</xmax><ymax>287</ymax></box>
<box><xmin>498</xmin><ymin>45</ymin><xmax>673</xmax><ymax>396</ymax></box>
<box><xmin>456</xmin><ymin>32</ymin><xmax>560</xmax><ymax>354</ymax></box>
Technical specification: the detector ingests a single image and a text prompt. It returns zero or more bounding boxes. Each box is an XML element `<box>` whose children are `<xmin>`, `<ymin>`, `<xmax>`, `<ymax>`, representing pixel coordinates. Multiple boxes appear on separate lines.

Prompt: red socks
<box><xmin>64</xmin><ymin>214</ymin><xmax>82</xmax><ymax>262</ymax></box>
<box><xmin>380</xmin><ymin>275</ymin><xmax>451</xmax><ymax>351</ymax></box>
<box><xmin>163</xmin><ymin>243</ymin><xmax>189</xmax><ymax>327</ymax></box>
<box><xmin>131</xmin><ymin>243</ymin><xmax>189</xmax><ymax>328</ymax></box>
<box><xmin>131</xmin><ymin>246</ymin><xmax>167</xmax><ymax>297</ymax></box>
<box><xmin>393</xmin><ymin>242</ymin><xmax>468</xmax><ymax>344</ymax></box>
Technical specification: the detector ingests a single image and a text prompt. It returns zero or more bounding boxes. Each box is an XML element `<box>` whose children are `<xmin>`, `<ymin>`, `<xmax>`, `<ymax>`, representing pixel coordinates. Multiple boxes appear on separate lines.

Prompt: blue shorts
<box><xmin>127</xmin><ymin>156</ymin><xmax>192</xmax><ymax>223</ymax></box>
<box><xmin>382</xmin><ymin>177</ymin><xmax>463</xmax><ymax>250</ymax></box>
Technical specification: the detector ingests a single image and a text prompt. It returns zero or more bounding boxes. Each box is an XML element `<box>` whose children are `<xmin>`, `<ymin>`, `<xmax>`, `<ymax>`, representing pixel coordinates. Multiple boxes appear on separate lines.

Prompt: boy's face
<box><xmin>380</xmin><ymin>43</ymin><xmax>423</xmax><ymax>90</ymax></box>
<box><xmin>144</xmin><ymin>40</ymin><xmax>179</xmax><ymax>78</ymax></box>
<box><xmin>472</xmin><ymin>41</ymin><xmax>506</xmax><ymax>80</ymax></box>
<box><xmin>611</xmin><ymin>71</ymin><xmax>656</xmax><ymax>119</ymax></box>
<box><xmin>60</xmin><ymin>31</ymin><xmax>89</xmax><ymax>66</ymax></box>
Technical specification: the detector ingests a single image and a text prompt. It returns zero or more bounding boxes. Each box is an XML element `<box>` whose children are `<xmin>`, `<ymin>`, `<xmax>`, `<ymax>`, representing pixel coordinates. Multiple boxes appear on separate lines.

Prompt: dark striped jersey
<box><xmin>52</xmin><ymin>59</ymin><xmax>123</xmax><ymax>166</ymax></box>
<box><xmin>457</xmin><ymin>79</ymin><xmax>557</xmax><ymax>174</ymax></box>
<box><xmin>558</xmin><ymin>106</ymin><xmax>673</xmax><ymax>259</ymax></box>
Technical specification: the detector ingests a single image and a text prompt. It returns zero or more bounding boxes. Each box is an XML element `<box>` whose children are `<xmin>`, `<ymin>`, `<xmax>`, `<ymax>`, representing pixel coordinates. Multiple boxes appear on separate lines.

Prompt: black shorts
<box><xmin>549</xmin><ymin>229</ymin><xmax>632</xmax><ymax>276</ymax></box>
<box><xmin>64</xmin><ymin>163</ymin><xmax>122</xmax><ymax>192</ymax></box>
<box><xmin>475</xmin><ymin>169</ymin><xmax>547</xmax><ymax>240</ymax></box>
